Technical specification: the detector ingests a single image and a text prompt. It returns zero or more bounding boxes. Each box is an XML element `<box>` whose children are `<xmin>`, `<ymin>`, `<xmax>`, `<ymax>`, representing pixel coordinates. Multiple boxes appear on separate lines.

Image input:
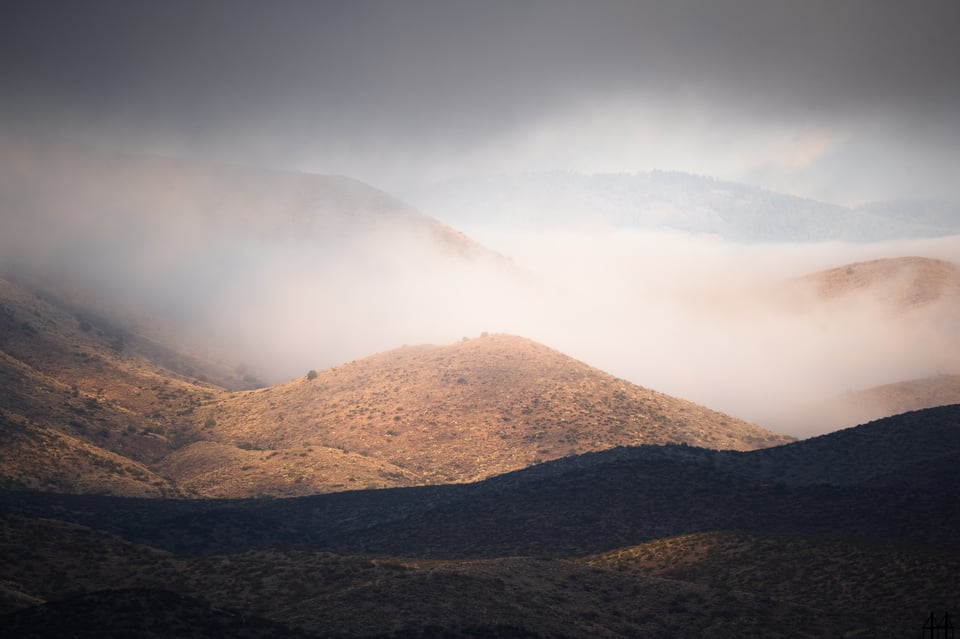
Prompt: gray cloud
<box><xmin>2</xmin><ymin>1</ymin><xmax>959</xmax><ymax>202</ymax></box>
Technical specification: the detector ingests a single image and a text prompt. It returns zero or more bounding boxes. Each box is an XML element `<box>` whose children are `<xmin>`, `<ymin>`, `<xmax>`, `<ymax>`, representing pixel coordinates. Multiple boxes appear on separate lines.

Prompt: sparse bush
<box><xmin>306</xmin><ymin>369</ymin><xmax>318</xmax><ymax>380</ymax></box>
<box><xmin>203</xmin><ymin>417</ymin><xmax>217</xmax><ymax>429</ymax></box>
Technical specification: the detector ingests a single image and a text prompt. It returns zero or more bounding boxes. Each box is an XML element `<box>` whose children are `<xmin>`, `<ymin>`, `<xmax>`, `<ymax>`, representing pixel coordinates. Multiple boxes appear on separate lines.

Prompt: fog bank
<box><xmin>2</xmin><ymin>141</ymin><xmax>958</xmax><ymax>437</ymax></box>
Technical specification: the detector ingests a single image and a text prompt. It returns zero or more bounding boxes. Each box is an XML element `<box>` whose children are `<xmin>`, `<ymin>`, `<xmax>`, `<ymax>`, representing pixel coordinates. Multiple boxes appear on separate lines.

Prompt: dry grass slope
<box><xmin>1</xmin><ymin>273</ymin><xmax>788</xmax><ymax>499</ymax></box>
<box><xmin>0</xmin><ymin>411</ymin><xmax>178</xmax><ymax>497</ymax></box>
<box><xmin>199</xmin><ymin>334</ymin><xmax>790</xmax><ymax>491</ymax></box>
<box><xmin>157</xmin><ymin>440</ymin><xmax>420</xmax><ymax>497</ymax></box>
<box><xmin>802</xmin><ymin>255</ymin><xmax>960</xmax><ymax>312</ymax></box>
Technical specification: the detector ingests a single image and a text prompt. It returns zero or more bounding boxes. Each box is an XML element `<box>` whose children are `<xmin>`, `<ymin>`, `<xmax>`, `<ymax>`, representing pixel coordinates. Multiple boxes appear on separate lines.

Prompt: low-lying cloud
<box><xmin>2</xmin><ymin>140</ymin><xmax>958</xmax><ymax>438</ymax></box>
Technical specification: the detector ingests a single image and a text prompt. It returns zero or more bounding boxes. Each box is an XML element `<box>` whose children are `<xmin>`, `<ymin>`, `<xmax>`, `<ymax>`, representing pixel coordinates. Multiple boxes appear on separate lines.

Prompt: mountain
<box><xmin>765</xmin><ymin>256</ymin><xmax>960</xmax><ymax>431</ymax></box>
<box><xmin>2</xmin><ymin>405</ymin><xmax>958</xmax><ymax>637</ymax></box>
<box><xmin>826</xmin><ymin>373</ymin><xmax>960</xmax><ymax>427</ymax></box>
<box><xmin>0</xmin><ymin>274</ymin><xmax>222</xmax><ymax>495</ymax></box>
<box><xmin>584</xmin><ymin>531</ymin><xmax>960</xmax><ymax>637</ymax></box>
<box><xmin>0</xmin><ymin>514</ymin><xmax>860</xmax><ymax>638</ymax></box>
<box><xmin>409</xmin><ymin>171</ymin><xmax>960</xmax><ymax>242</ymax></box>
<box><xmin>0</xmin><ymin>270</ymin><xmax>789</xmax><ymax>498</ymax></box>
<box><xmin>797</xmin><ymin>256</ymin><xmax>960</xmax><ymax>313</ymax></box>
<box><xmin>188</xmin><ymin>333</ymin><xmax>790</xmax><ymax>493</ymax></box>
<box><xmin>858</xmin><ymin>199</ymin><xmax>960</xmax><ymax>232</ymax></box>
<box><xmin>5</xmin><ymin>405</ymin><xmax>958</xmax><ymax>557</ymax></box>
<box><xmin>1</xmin><ymin>589</ymin><xmax>316</xmax><ymax>639</ymax></box>
<box><xmin>0</xmin><ymin>137</ymin><xmax>515</xmax><ymax>383</ymax></box>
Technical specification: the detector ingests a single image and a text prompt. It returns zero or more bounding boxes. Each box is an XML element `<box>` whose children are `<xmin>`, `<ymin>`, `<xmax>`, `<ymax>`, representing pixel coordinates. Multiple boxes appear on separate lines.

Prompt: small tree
<box><xmin>306</xmin><ymin>369</ymin><xmax>318</xmax><ymax>381</ymax></box>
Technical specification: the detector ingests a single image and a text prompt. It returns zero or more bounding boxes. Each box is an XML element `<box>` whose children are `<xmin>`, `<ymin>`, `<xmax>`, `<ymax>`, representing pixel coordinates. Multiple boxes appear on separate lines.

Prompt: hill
<box><xmin>798</xmin><ymin>256</ymin><xmax>960</xmax><ymax>312</ymax></box>
<box><xmin>3</xmin><ymin>406</ymin><xmax>958</xmax><ymax>636</ymax></box>
<box><xmin>0</xmin><ymin>273</ymin><xmax>235</xmax><ymax>494</ymax></box>
<box><xmin>771</xmin><ymin>256</ymin><xmax>960</xmax><ymax>432</ymax></box>
<box><xmin>1</xmin><ymin>269</ymin><xmax>789</xmax><ymax>497</ymax></box>
<box><xmin>584</xmin><ymin>530</ymin><xmax>960</xmax><ymax>637</ymax></box>
<box><xmin>0</xmin><ymin>514</ymin><xmax>850</xmax><ymax>638</ymax></box>
<box><xmin>409</xmin><ymin>171</ymin><xmax>960</xmax><ymax>242</ymax></box>
<box><xmin>4</xmin><ymin>406</ymin><xmax>957</xmax><ymax>557</ymax></box>
<box><xmin>0</xmin><ymin>137</ymin><xmax>514</xmax><ymax>385</ymax></box>
<box><xmin>824</xmin><ymin>373</ymin><xmax>960</xmax><ymax>429</ymax></box>
<box><xmin>194</xmin><ymin>333</ymin><xmax>790</xmax><ymax>492</ymax></box>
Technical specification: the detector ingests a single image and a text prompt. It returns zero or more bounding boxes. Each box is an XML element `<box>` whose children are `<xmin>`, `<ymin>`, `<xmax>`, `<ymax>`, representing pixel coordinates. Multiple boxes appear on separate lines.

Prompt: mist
<box><xmin>2</xmin><ymin>139</ymin><xmax>958</xmax><ymax>438</ymax></box>
<box><xmin>471</xmin><ymin>227</ymin><xmax>960</xmax><ymax>436</ymax></box>
<box><xmin>3</xmin><ymin>2</ymin><xmax>960</xmax><ymax>438</ymax></box>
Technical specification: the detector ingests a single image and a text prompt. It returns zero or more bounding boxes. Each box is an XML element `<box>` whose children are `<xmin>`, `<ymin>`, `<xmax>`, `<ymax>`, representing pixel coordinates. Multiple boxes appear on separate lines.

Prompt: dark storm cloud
<box><xmin>2</xmin><ymin>0</ymin><xmax>959</xmax><ymax>198</ymax></box>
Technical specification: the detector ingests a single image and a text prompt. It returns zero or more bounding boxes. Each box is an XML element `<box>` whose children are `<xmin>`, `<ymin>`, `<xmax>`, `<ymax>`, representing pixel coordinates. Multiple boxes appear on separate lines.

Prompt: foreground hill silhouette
<box><xmin>0</xmin><ymin>515</ymin><xmax>848</xmax><ymax>638</ymax></box>
<box><xmin>584</xmin><ymin>531</ymin><xmax>960</xmax><ymax>637</ymax></box>
<box><xmin>4</xmin><ymin>405</ymin><xmax>958</xmax><ymax>556</ymax></box>
<box><xmin>2</xmin><ymin>405</ymin><xmax>958</xmax><ymax>637</ymax></box>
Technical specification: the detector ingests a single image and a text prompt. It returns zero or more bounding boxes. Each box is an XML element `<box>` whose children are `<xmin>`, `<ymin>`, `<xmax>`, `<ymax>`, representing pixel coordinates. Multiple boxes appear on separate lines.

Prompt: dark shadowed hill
<box><xmin>3</xmin><ymin>406</ymin><xmax>958</xmax><ymax>557</ymax></box>
<box><xmin>0</xmin><ymin>514</ymin><xmax>852</xmax><ymax>639</ymax></box>
<box><xmin>0</xmin><ymin>589</ymin><xmax>318</xmax><ymax>639</ymax></box>
<box><xmin>583</xmin><ymin>530</ymin><xmax>960</xmax><ymax>637</ymax></box>
<box><xmin>2</xmin><ymin>406</ymin><xmax>957</xmax><ymax>638</ymax></box>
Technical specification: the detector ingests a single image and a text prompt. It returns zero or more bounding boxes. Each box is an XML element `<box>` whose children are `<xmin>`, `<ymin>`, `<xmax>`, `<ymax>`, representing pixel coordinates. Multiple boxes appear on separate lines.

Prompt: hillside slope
<box><xmin>0</xmin><ymin>514</ymin><xmax>850</xmax><ymax>639</ymax></box>
<box><xmin>0</xmin><ymin>139</ymin><xmax>515</xmax><ymax>384</ymax></box>
<box><xmin>3</xmin><ymin>406</ymin><xmax>956</xmax><ymax>636</ymax></box>
<box><xmin>1</xmin><ymin>270</ymin><xmax>789</xmax><ymax>497</ymax></box>
<box><xmin>5</xmin><ymin>406</ymin><xmax>957</xmax><ymax>557</ymax></box>
<box><xmin>799</xmin><ymin>256</ymin><xmax>960</xmax><ymax>312</ymax></box>
<box><xmin>197</xmin><ymin>334</ymin><xmax>790</xmax><ymax>489</ymax></box>
<box><xmin>823</xmin><ymin>373</ymin><xmax>960</xmax><ymax>430</ymax></box>
<box><xmin>584</xmin><ymin>531</ymin><xmax>960</xmax><ymax>637</ymax></box>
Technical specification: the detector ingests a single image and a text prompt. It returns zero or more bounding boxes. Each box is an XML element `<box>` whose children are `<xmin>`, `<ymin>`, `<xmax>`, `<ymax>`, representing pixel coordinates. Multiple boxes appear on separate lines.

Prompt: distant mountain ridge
<box><xmin>412</xmin><ymin>171</ymin><xmax>960</xmax><ymax>241</ymax></box>
<box><xmin>0</xmin><ymin>138</ymin><xmax>516</xmax><ymax>383</ymax></box>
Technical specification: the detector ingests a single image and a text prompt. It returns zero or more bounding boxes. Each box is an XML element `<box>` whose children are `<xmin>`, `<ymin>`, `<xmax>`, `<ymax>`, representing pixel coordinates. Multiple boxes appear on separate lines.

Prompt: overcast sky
<box><xmin>3</xmin><ymin>0</ymin><xmax>959</xmax><ymax>205</ymax></box>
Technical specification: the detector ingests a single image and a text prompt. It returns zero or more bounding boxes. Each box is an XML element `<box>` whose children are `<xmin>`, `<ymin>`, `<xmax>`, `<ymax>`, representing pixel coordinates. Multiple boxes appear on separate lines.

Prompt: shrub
<box><xmin>306</xmin><ymin>369</ymin><xmax>318</xmax><ymax>380</ymax></box>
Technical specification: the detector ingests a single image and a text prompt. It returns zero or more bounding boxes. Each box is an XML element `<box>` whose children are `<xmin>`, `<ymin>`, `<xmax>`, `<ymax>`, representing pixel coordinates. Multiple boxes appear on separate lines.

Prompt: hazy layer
<box><xmin>468</xmin><ymin>227</ymin><xmax>960</xmax><ymax>436</ymax></box>
<box><xmin>2</xmin><ymin>141</ymin><xmax>958</xmax><ymax>438</ymax></box>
